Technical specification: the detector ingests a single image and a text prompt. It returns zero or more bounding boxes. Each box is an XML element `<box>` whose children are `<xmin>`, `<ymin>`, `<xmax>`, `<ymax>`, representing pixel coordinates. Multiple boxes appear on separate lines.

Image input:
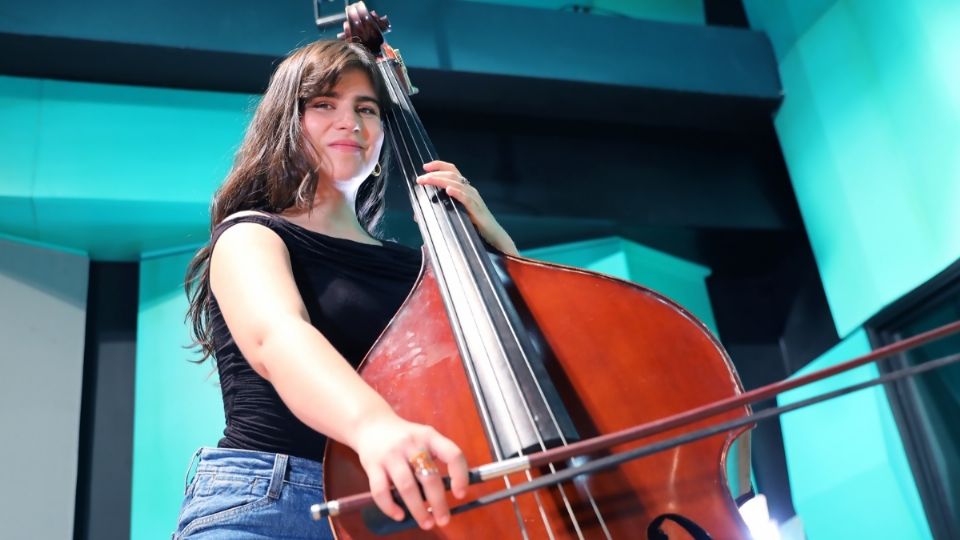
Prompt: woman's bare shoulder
<box><xmin>210</xmin><ymin>210</ymin><xmax>288</xmax><ymax>262</ymax></box>
<box><xmin>219</xmin><ymin>210</ymin><xmax>274</xmax><ymax>224</ymax></box>
<box><xmin>211</xmin><ymin>210</ymin><xmax>283</xmax><ymax>248</ymax></box>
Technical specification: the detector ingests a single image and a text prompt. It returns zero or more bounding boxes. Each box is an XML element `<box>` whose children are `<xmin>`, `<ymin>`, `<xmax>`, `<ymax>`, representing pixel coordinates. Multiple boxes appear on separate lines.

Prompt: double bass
<box><xmin>321</xmin><ymin>4</ymin><xmax>754</xmax><ymax>538</ymax></box>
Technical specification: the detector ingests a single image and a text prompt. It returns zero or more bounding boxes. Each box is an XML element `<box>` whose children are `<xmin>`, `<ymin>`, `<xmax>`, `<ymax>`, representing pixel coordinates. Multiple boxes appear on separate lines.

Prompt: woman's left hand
<box><xmin>416</xmin><ymin>160</ymin><xmax>519</xmax><ymax>256</ymax></box>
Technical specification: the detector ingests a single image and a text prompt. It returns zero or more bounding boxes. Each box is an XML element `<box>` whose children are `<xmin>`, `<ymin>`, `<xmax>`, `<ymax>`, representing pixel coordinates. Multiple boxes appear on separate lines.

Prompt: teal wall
<box><xmin>132</xmin><ymin>236</ymin><xmax>721</xmax><ymax>537</ymax></box>
<box><xmin>131</xmin><ymin>251</ymin><xmax>225</xmax><ymax>540</ymax></box>
<box><xmin>743</xmin><ymin>0</ymin><xmax>960</xmax><ymax>337</ymax></box>
<box><xmin>0</xmin><ymin>75</ymin><xmax>249</xmax><ymax>260</ymax></box>
<box><xmin>778</xmin><ymin>329</ymin><xmax>930</xmax><ymax>539</ymax></box>
<box><xmin>741</xmin><ymin>1</ymin><xmax>959</xmax><ymax>536</ymax></box>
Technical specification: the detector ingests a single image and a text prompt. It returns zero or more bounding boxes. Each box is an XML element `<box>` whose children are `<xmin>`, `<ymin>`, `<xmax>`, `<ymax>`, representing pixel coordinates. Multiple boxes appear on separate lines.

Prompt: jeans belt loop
<box><xmin>268</xmin><ymin>453</ymin><xmax>289</xmax><ymax>500</ymax></box>
<box><xmin>183</xmin><ymin>447</ymin><xmax>203</xmax><ymax>495</ymax></box>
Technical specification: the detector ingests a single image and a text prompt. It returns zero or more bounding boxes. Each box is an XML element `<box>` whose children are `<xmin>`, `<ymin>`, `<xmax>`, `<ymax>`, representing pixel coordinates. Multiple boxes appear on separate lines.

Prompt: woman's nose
<box><xmin>335</xmin><ymin>110</ymin><xmax>361</xmax><ymax>131</ymax></box>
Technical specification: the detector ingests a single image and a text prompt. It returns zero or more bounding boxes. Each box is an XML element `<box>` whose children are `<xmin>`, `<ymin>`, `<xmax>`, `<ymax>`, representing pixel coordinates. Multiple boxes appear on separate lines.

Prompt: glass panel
<box><xmin>894</xmin><ymin>295</ymin><xmax>960</xmax><ymax>523</ymax></box>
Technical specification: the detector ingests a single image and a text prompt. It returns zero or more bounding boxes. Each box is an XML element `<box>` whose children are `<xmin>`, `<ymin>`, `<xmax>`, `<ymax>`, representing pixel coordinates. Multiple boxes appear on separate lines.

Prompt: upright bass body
<box><xmin>324</xmin><ymin>250</ymin><xmax>752</xmax><ymax>539</ymax></box>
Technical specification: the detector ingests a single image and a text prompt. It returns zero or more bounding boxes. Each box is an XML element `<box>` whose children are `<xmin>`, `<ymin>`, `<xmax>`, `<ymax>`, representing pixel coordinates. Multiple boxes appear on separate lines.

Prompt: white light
<box><xmin>738</xmin><ymin>494</ymin><xmax>781</xmax><ymax>540</ymax></box>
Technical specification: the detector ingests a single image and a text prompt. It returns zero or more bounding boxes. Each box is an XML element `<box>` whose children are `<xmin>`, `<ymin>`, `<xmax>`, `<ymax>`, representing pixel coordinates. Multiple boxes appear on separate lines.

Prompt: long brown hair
<box><xmin>184</xmin><ymin>40</ymin><xmax>392</xmax><ymax>363</ymax></box>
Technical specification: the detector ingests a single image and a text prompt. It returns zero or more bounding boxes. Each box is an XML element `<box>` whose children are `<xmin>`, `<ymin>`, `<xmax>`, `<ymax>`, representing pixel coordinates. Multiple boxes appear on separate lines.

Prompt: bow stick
<box><xmin>312</xmin><ymin>319</ymin><xmax>960</xmax><ymax>530</ymax></box>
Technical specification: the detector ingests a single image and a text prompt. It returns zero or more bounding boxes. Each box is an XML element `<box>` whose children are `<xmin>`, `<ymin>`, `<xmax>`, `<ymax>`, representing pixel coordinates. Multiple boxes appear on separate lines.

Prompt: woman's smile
<box><xmin>327</xmin><ymin>139</ymin><xmax>366</xmax><ymax>152</ymax></box>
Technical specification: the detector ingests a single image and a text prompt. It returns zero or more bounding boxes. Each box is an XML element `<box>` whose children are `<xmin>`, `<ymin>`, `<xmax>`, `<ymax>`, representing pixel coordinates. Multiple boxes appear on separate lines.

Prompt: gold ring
<box><xmin>408</xmin><ymin>449</ymin><xmax>439</xmax><ymax>477</ymax></box>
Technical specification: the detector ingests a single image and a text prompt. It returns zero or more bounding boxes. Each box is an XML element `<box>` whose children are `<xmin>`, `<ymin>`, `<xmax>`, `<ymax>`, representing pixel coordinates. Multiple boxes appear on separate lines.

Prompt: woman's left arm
<box><xmin>416</xmin><ymin>160</ymin><xmax>519</xmax><ymax>256</ymax></box>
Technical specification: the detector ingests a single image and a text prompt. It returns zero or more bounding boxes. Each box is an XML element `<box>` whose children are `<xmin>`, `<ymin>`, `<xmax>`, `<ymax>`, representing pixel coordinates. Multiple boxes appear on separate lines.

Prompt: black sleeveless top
<box><xmin>207</xmin><ymin>213</ymin><xmax>423</xmax><ymax>463</ymax></box>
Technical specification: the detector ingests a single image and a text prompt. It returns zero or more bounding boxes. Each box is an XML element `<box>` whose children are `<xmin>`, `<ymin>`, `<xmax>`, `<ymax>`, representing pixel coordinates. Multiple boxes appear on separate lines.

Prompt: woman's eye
<box><xmin>312</xmin><ymin>102</ymin><xmax>334</xmax><ymax>110</ymax></box>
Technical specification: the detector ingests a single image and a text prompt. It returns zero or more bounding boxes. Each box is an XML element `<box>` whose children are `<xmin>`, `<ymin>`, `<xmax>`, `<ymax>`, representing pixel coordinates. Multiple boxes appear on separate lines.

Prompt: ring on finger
<box><xmin>408</xmin><ymin>449</ymin><xmax>440</xmax><ymax>478</ymax></box>
<box><xmin>458</xmin><ymin>176</ymin><xmax>470</xmax><ymax>186</ymax></box>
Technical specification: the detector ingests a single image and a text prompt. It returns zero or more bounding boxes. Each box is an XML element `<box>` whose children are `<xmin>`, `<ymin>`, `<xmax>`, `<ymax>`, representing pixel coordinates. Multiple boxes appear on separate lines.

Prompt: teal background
<box><xmin>739</xmin><ymin>1</ymin><xmax>960</xmax><ymax>536</ymax></box>
<box><xmin>132</xmin><ymin>251</ymin><xmax>226</xmax><ymax>539</ymax></box>
<box><xmin>743</xmin><ymin>0</ymin><xmax>960</xmax><ymax>337</ymax></box>
<box><xmin>778</xmin><ymin>329</ymin><xmax>930</xmax><ymax>539</ymax></box>
<box><xmin>0</xmin><ymin>75</ymin><xmax>249</xmax><ymax>259</ymax></box>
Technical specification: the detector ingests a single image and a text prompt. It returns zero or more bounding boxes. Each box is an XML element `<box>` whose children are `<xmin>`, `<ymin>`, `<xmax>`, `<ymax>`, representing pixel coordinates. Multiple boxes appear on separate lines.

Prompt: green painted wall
<box><xmin>0</xmin><ymin>76</ymin><xmax>41</xmax><ymax>235</ymax></box>
<box><xmin>741</xmin><ymin>1</ymin><xmax>957</xmax><ymax>535</ymax></box>
<box><xmin>0</xmin><ymin>75</ymin><xmax>249</xmax><ymax>260</ymax></box>
<box><xmin>743</xmin><ymin>0</ymin><xmax>960</xmax><ymax>337</ymax></box>
<box><xmin>778</xmin><ymin>329</ymin><xmax>930</xmax><ymax>539</ymax></box>
<box><xmin>131</xmin><ymin>251</ymin><xmax>225</xmax><ymax>540</ymax></box>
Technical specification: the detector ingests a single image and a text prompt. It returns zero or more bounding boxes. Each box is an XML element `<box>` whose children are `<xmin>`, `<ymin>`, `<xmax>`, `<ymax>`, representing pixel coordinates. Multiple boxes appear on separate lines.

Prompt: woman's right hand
<box><xmin>349</xmin><ymin>414</ymin><xmax>469</xmax><ymax>530</ymax></box>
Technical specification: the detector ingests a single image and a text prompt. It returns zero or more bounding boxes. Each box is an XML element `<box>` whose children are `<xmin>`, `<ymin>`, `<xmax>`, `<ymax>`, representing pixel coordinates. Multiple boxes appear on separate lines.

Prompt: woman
<box><xmin>176</xmin><ymin>39</ymin><xmax>518</xmax><ymax>539</ymax></box>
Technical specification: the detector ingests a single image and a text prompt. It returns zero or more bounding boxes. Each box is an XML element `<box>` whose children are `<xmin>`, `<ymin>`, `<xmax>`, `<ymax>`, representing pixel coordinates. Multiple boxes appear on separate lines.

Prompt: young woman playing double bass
<box><xmin>176</xmin><ymin>39</ymin><xmax>517</xmax><ymax>539</ymax></box>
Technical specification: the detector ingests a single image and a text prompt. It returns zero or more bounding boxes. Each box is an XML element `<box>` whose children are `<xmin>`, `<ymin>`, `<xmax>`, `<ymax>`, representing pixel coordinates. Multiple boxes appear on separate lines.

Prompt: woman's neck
<box><xmin>281</xmin><ymin>179</ymin><xmax>381</xmax><ymax>245</ymax></box>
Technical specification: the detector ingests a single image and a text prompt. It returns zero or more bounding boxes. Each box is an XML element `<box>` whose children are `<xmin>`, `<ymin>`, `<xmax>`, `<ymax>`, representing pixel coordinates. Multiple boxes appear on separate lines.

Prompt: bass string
<box><xmin>381</xmin><ymin>78</ymin><xmax>606</xmax><ymax>540</ymax></box>
<box><xmin>378</xmin><ymin>60</ymin><xmax>609</xmax><ymax>538</ymax></box>
<box><xmin>376</xmin><ymin>63</ymin><xmax>542</xmax><ymax>538</ymax></box>
<box><xmin>384</xmin><ymin>66</ymin><xmax>612</xmax><ymax>540</ymax></box>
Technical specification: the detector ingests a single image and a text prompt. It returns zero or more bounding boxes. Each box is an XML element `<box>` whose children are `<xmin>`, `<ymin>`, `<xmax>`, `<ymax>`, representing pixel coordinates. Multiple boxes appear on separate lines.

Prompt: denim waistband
<box><xmin>184</xmin><ymin>447</ymin><xmax>325</xmax><ymax>493</ymax></box>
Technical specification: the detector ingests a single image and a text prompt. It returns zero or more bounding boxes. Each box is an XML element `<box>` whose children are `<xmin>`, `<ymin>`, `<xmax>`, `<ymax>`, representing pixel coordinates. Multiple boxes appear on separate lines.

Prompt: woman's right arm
<box><xmin>209</xmin><ymin>221</ymin><xmax>467</xmax><ymax>529</ymax></box>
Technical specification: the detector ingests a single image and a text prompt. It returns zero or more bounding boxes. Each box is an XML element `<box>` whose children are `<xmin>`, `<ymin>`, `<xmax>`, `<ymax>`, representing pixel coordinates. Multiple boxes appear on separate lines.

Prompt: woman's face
<box><xmin>301</xmin><ymin>68</ymin><xmax>384</xmax><ymax>186</ymax></box>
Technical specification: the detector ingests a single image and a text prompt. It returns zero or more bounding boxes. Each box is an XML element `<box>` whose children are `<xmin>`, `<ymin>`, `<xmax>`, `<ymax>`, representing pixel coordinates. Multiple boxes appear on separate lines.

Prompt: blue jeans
<box><xmin>173</xmin><ymin>447</ymin><xmax>335</xmax><ymax>539</ymax></box>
